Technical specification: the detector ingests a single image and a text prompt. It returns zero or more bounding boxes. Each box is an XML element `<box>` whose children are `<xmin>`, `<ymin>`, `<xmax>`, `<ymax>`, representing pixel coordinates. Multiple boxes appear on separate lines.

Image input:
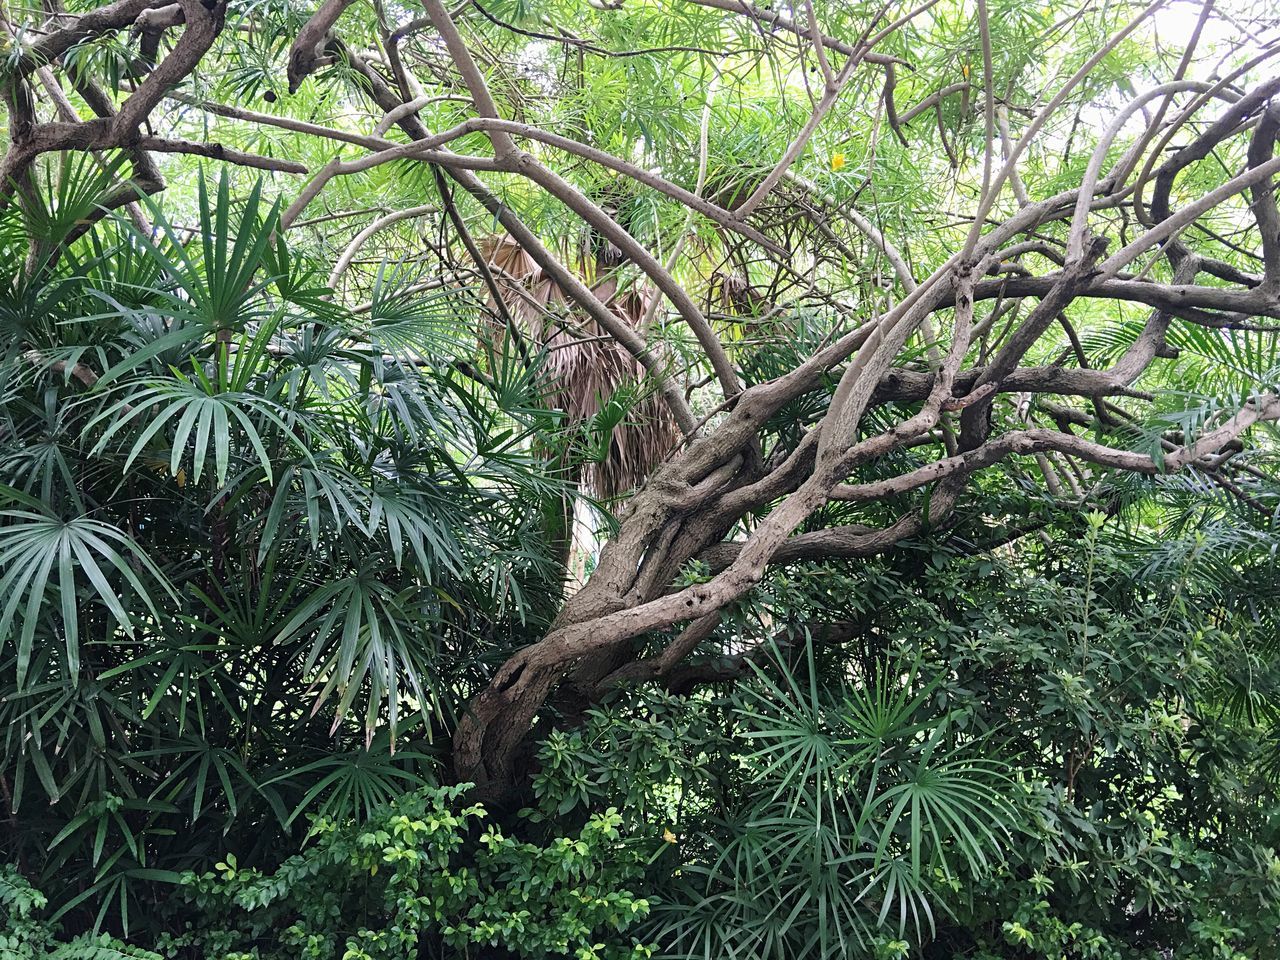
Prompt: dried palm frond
<box><xmin>479</xmin><ymin>234</ymin><xmax>679</xmax><ymax>499</ymax></box>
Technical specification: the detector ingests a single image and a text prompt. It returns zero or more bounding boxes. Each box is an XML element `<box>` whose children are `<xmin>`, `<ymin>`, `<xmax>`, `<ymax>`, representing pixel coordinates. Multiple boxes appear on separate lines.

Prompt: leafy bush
<box><xmin>2</xmin><ymin>786</ymin><xmax>654</xmax><ymax>960</ymax></box>
<box><xmin>1</xmin><ymin>867</ymin><xmax>162</xmax><ymax>959</ymax></box>
<box><xmin>520</xmin><ymin>525</ymin><xmax>1280</xmax><ymax>959</ymax></box>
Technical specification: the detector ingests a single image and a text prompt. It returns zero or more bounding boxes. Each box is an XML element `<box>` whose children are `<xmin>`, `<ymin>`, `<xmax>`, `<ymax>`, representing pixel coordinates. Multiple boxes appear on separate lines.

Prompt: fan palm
<box><xmin>0</xmin><ymin>166</ymin><xmax>565</xmax><ymax>929</ymax></box>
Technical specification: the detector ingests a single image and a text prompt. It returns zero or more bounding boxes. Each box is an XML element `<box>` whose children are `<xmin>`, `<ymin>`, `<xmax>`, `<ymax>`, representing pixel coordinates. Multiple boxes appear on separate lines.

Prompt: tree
<box><xmin>2</xmin><ymin>0</ymin><xmax>1279</xmax><ymax>838</ymax></box>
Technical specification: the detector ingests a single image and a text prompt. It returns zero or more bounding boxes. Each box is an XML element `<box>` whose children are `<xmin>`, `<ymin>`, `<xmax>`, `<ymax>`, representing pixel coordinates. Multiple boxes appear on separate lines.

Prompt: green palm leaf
<box><xmin>0</xmin><ymin>512</ymin><xmax>173</xmax><ymax>684</ymax></box>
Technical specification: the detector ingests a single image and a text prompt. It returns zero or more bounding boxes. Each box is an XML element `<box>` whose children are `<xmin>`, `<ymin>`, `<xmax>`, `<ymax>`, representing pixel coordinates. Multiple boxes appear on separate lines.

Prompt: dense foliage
<box><xmin>0</xmin><ymin>165</ymin><xmax>587</xmax><ymax>922</ymax></box>
<box><xmin>4</xmin><ymin>0</ymin><xmax>1280</xmax><ymax>955</ymax></box>
<box><xmin>543</xmin><ymin>530</ymin><xmax>1280</xmax><ymax>960</ymax></box>
<box><xmin>2</xmin><ymin>787</ymin><xmax>654</xmax><ymax>959</ymax></box>
<box><xmin>4</xmin><ymin>522</ymin><xmax>1279</xmax><ymax>958</ymax></box>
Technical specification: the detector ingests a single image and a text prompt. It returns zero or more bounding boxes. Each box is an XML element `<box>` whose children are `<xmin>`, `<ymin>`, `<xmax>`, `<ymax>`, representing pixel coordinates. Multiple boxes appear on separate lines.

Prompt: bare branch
<box><xmin>138</xmin><ymin>136</ymin><xmax>308</xmax><ymax>172</ymax></box>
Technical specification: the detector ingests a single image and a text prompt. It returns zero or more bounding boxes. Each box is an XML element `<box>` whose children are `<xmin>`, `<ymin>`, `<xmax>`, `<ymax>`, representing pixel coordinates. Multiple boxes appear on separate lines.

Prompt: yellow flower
<box><xmin>830</xmin><ymin>153</ymin><xmax>846</xmax><ymax>172</ymax></box>
<box><xmin>662</xmin><ymin>828</ymin><xmax>677</xmax><ymax>844</ymax></box>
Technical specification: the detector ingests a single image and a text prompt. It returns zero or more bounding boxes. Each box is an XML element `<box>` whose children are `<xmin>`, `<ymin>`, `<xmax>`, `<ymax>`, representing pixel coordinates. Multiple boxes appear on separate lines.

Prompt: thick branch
<box><xmin>287</xmin><ymin>0</ymin><xmax>359</xmax><ymax>92</ymax></box>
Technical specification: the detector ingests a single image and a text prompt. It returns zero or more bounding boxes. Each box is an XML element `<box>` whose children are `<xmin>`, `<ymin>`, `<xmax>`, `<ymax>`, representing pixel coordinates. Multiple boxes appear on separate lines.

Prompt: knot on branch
<box><xmin>941</xmin><ymin>382</ymin><xmax>996</xmax><ymax>412</ymax></box>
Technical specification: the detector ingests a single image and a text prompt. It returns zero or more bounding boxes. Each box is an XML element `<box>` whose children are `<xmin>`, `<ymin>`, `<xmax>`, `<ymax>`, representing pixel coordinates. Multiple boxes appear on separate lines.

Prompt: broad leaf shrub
<box><xmin>520</xmin><ymin>524</ymin><xmax>1280</xmax><ymax>960</ymax></box>
<box><xmin>1</xmin><ymin>868</ymin><xmax>162</xmax><ymax>959</ymax></box>
<box><xmin>5</xmin><ymin>536</ymin><xmax>1280</xmax><ymax>959</ymax></box>
<box><xmin>2</xmin><ymin>786</ymin><xmax>654</xmax><ymax>960</ymax></box>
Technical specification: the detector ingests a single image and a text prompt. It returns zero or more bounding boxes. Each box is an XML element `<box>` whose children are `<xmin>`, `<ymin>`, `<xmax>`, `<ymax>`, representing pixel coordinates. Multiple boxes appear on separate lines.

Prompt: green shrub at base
<box><xmin>1</xmin><ymin>785</ymin><xmax>654</xmax><ymax>960</ymax></box>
